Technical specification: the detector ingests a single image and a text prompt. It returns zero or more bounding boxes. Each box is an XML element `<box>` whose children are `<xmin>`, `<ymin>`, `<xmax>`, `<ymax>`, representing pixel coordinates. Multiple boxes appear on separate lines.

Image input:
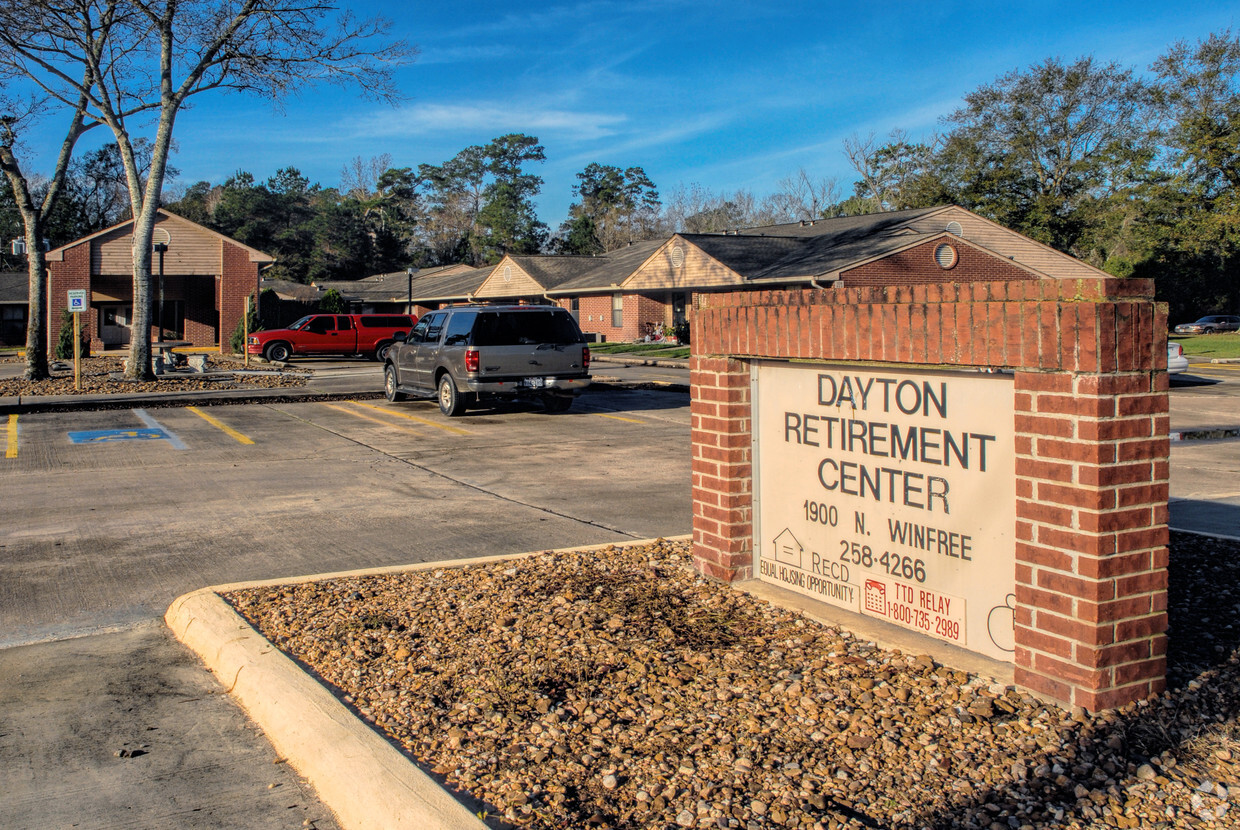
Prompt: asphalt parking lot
<box><xmin>2</xmin><ymin>354</ymin><xmax>1238</xmax><ymax>828</ymax></box>
<box><xmin>0</xmin><ymin>385</ymin><xmax>692</xmax><ymax>647</ymax></box>
<box><xmin>0</xmin><ymin>376</ymin><xmax>691</xmax><ymax>829</ymax></box>
<box><xmin>1168</xmin><ymin>360</ymin><xmax>1240</xmax><ymax>537</ymax></box>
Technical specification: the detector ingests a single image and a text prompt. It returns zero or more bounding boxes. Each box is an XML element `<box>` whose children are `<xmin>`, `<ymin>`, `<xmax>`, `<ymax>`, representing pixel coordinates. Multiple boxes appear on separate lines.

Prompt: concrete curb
<box><xmin>165</xmin><ymin>536</ymin><xmax>692</xmax><ymax>830</ymax></box>
<box><xmin>166</xmin><ymin>588</ymin><xmax>487</xmax><ymax>830</ymax></box>
<box><xmin>0</xmin><ymin>387</ymin><xmax>383</xmax><ymax>415</ymax></box>
<box><xmin>590</xmin><ymin>353</ymin><xmax>690</xmax><ymax>369</ymax></box>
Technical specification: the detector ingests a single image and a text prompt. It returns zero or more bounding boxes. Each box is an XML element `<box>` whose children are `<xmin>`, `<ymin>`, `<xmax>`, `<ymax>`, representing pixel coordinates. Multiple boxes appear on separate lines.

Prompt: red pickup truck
<box><xmin>247</xmin><ymin>313</ymin><xmax>418</xmax><ymax>362</ymax></box>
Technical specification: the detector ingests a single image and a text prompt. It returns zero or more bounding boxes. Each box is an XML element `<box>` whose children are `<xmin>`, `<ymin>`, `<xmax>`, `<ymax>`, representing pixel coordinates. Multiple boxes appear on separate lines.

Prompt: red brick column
<box><xmin>1013</xmin><ymin>307</ymin><xmax>1170</xmax><ymax>710</ymax></box>
<box><xmin>691</xmin><ymin>280</ymin><xmax>1169</xmax><ymax>711</ymax></box>
<box><xmin>47</xmin><ymin>244</ymin><xmax>93</xmax><ymax>356</ymax></box>
<box><xmin>690</xmin><ymin>356</ymin><xmax>754</xmax><ymax>581</ymax></box>
<box><xmin>220</xmin><ymin>243</ymin><xmax>258</xmax><ymax>352</ymax></box>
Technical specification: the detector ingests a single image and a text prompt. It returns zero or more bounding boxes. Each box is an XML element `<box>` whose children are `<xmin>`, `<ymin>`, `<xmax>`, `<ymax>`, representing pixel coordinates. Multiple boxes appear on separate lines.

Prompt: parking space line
<box><xmin>593</xmin><ymin>413</ymin><xmax>646</xmax><ymax>424</ymax></box>
<box><xmin>320</xmin><ymin>402</ymin><xmax>427</xmax><ymax>436</ymax></box>
<box><xmin>5</xmin><ymin>414</ymin><xmax>16</xmax><ymax>459</ymax></box>
<box><xmin>133</xmin><ymin>409</ymin><xmax>188</xmax><ymax>450</ymax></box>
<box><xmin>187</xmin><ymin>407</ymin><xmax>255</xmax><ymax>445</ymax></box>
<box><xmin>348</xmin><ymin>401</ymin><xmax>473</xmax><ymax>435</ymax></box>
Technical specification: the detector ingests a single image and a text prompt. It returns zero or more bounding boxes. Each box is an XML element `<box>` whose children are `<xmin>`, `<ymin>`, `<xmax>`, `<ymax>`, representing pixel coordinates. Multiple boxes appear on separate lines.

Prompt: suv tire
<box><xmin>264</xmin><ymin>342</ymin><xmax>291</xmax><ymax>362</ymax></box>
<box><xmin>438</xmin><ymin>373</ymin><xmax>466</xmax><ymax>417</ymax></box>
<box><xmin>384</xmin><ymin>365</ymin><xmax>407</xmax><ymax>402</ymax></box>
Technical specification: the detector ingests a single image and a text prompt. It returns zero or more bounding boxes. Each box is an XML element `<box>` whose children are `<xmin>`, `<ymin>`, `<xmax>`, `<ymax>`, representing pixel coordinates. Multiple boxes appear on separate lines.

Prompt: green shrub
<box><xmin>228</xmin><ymin>302</ymin><xmax>263</xmax><ymax>355</ymax></box>
<box><xmin>55</xmin><ymin>309</ymin><xmax>89</xmax><ymax>359</ymax></box>
<box><xmin>318</xmin><ymin>288</ymin><xmax>346</xmax><ymax>313</ymax></box>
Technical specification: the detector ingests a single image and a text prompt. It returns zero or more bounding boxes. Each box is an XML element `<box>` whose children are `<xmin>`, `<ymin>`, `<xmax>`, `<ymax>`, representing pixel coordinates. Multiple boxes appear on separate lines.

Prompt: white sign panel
<box><xmin>754</xmin><ymin>362</ymin><xmax>1016</xmax><ymax>661</ymax></box>
<box><xmin>67</xmin><ymin>289</ymin><xmax>87</xmax><ymax>312</ymax></box>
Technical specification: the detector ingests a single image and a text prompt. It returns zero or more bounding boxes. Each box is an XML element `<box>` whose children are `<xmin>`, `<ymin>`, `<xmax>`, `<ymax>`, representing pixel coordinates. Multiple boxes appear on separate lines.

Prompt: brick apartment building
<box><xmin>45</xmin><ymin>210</ymin><xmax>274</xmax><ymax>353</ymax></box>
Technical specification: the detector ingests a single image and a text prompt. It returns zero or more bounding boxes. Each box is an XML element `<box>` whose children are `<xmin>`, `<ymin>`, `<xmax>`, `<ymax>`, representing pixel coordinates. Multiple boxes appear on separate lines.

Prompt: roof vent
<box><xmin>670</xmin><ymin>245</ymin><xmax>684</xmax><ymax>268</ymax></box>
<box><xmin>946</xmin><ymin>221</ymin><xmax>963</xmax><ymax>236</ymax></box>
<box><xmin>934</xmin><ymin>243</ymin><xmax>958</xmax><ymax>270</ymax></box>
<box><xmin>503</xmin><ymin>264</ymin><xmax>513</xmax><ymax>282</ymax></box>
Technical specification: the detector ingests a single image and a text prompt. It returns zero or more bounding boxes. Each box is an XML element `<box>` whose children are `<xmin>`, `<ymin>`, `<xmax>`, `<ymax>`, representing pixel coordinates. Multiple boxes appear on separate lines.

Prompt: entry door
<box><xmin>100</xmin><ymin>305</ymin><xmax>132</xmax><ymax>346</ymax></box>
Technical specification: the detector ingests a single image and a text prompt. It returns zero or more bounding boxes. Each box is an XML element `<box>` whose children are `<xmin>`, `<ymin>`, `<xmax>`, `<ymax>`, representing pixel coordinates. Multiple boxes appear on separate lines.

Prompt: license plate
<box><xmin>525</xmin><ymin>377</ymin><xmax>546</xmax><ymax>388</ymax></box>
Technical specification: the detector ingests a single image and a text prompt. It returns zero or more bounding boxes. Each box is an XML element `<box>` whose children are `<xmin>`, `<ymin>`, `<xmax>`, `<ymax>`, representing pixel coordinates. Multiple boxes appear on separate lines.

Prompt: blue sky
<box><xmin>25</xmin><ymin>0</ymin><xmax>1240</xmax><ymax>229</ymax></box>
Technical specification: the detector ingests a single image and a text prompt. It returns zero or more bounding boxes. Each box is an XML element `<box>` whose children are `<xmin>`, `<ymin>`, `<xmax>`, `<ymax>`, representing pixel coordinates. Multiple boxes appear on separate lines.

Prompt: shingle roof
<box><xmin>317</xmin><ymin>264</ymin><xmax>488</xmax><ymax>304</ymax></box>
<box><xmin>552</xmin><ymin>240</ymin><xmax>666</xmax><ymax>292</ymax></box>
<box><xmin>261</xmin><ymin>278</ymin><xmax>321</xmax><ymax>302</ymax></box>
<box><xmin>0</xmin><ymin>272</ymin><xmax>27</xmax><ymax>304</ymax></box>
<box><xmin>728</xmin><ymin>207</ymin><xmax>946</xmax><ymax>239</ymax></box>
<box><xmin>504</xmin><ymin>256</ymin><xmax>598</xmax><ymax>290</ymax></box>
<box><xmin>678</xmin><ymin>208</ymin><xmax>949</xmax><ymax>283</ymax></box>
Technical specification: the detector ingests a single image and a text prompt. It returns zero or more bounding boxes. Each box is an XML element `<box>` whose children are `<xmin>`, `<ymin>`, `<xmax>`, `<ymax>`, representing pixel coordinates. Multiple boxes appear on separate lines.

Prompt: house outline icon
<box><xmin>772</xmin><ymin>528</ymin><xmax>803</xmax><ymax>568</ymax></box>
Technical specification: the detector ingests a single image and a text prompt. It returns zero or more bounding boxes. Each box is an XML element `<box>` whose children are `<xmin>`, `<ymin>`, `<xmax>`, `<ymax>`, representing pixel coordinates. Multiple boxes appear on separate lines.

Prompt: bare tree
<box><xmin>340</xmin><ymin>153</ymin><xmax>394</xmax><ymax>200</ymax></box>
<box><xmin>767</xmin><ymin>168</ymin><xmax>840</xmax><ymax>221</ymax></box>
<box><xmin>0</xmin><ymin>79</ymin><xmax>97</xmax><ymax>380</ymax></box>
<box><xmin>663</xmin><ymin>184</ymin><xmax>775</xmax><ymax>233</ymax></box>
<box><xmin>0</xmin><ymin>0</ymin><xmax>414</xmax><ymax>378</ymax></box>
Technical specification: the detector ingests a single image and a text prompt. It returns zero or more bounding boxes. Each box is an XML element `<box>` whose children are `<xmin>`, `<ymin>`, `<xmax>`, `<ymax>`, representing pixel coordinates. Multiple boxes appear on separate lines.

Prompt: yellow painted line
<box><xmin>187</xmin><ymin>406</ymin><xmax>255</xmax><ymax>445</ymax></box>
<box><xmin>5</xmin><ymin>414</ymin><xmax>16</xmax><ymax>459</ymax></box>
<box><xmin>320</xmin><ymin>402</ymin><xmax>427</xmax><ymax>436</ymax></box>
<box><xmin>594</xmin><ymin>413</ymin><xmax>645</xmax><ymax>424</ymax></box>
<box><xmin>348</xmin><ymin>400</ymin><xmax>473</xmax><ymax>435</ymax></box>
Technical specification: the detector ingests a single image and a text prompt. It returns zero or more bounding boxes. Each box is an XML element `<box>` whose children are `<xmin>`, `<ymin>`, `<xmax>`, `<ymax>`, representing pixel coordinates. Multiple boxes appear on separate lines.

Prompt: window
<box><xmin>422</xmin><ymin>312</ymin><xmax>447</xmax><ymax>343</ymax></box>
<box><xmin>473</xmin><ymin>310</ymin><xmax>583</xmax><ymax>346</ymax></box>
<box><xmin>443</xmin><ymin>312</ymin><xmax>477</xmax><ymax>346</ymax></box>
<box><xmin>305</xmin><ymin>316</ymin><xmax>335</xmax><ymax>334</ymax></box>
<box><xmin>612</xmin><ymin>294</ymin><xmax>623</xmax><ymax>328</ymax></box>
<box><xmin>360</xmin><ymin>315</ymin><xmax>415</xmax><ymax>328</ymax></box>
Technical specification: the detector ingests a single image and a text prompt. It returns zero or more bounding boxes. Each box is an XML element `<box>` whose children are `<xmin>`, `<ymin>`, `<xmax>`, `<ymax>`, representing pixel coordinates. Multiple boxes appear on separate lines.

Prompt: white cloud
<box><xmin>353</xmin><ymin>103</ymin><xmax>628</xmax><ymax>141</ymax></box>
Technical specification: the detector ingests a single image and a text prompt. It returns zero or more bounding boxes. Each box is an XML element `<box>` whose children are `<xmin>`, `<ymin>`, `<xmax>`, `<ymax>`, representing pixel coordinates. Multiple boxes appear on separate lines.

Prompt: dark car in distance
<box><xmin>384</xmin><ymin>305</ymin><xmax>591</xmax><ymax>416</ymax></box>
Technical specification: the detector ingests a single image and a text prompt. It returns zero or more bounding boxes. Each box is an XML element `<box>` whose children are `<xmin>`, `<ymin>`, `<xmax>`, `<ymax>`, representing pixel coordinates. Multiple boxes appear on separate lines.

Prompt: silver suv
<box><xmin>384</xmin><ymin>305</ymin><xmax>591</xmax><ymax>415</ymax></box>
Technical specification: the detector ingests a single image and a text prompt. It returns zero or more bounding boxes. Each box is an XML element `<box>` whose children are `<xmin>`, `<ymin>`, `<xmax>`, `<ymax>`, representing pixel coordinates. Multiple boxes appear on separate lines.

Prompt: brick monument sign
<box><xmin>691</xmin><ymin>277</ymin><xmax>1168</xmax><ymax>712</ymax></box>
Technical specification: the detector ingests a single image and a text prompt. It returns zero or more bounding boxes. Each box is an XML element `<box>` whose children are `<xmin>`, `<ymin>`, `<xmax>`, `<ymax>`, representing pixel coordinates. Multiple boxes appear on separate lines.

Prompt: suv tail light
<box><xmin>465</xmin><ymin>348</ymin><xmax>480</xmax><ymax>373</ymax></box>
<box><xmin>582</xmin><ymin>346</ymin><xmax>590</xmax><ymax>370</ymax></box>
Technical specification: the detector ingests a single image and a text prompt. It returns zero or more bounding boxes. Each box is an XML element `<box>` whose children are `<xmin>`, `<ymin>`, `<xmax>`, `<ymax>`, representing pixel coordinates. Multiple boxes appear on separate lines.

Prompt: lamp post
<box><xmin>151</xmin><ymin>227</ymin><xmax>171</xmax><ymax>342</ymax></box>
<box><xmin>406</xmin><ymin>266</ymin><xmax>419</xmax><ymax>315</ymax></box>
<box><xmin>153</xmin><ymin>241</ymin><xmax>168</xmax><ymax>341</ymax></box>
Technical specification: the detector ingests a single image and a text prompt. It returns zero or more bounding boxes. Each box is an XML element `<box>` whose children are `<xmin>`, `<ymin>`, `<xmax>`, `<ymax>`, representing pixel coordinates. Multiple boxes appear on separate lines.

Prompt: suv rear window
<box><xmin>472</xmin><ymin>310</ymin><xmax>583</xmax><ymax>347</ymax></box>
<box><xmin>360</xmin><ymin>315</ymin><xmax>412</xmax><ymax>328</ymax></box>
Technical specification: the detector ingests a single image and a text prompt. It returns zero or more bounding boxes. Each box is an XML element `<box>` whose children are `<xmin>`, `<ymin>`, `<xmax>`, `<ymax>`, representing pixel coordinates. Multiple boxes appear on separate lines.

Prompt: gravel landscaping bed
<box><xmin>226</xmin><ymin>533</ymin><xmax>1240</xmax><ymax>830</ymax></box>
<box><xmin>0</xmin><ymin>355</ymin><xmax>307</xmax><ymax>396</ymax></box>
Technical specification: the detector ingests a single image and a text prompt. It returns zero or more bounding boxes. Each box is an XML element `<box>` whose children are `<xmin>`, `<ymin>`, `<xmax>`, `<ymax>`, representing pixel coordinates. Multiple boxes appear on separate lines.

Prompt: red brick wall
<box><xmin>220</xmin><ymin>242</ymin><xmax>258</xmax><ymax>353</ymax></box>
<box><xmin>183</xmin><ymin>275</ymin><xmax>218</xmax><ymax>346</ymax></box>
<box><xmin>691</xmin><ymin>278</ymin><xmax>1169</xmax><ymax>711</ymax></box>
<box><xmin>47</xmin><ymin>244</ymin><xmax>94</xmax><ymax>354</ymax></box>
<box><xmin>841</xmin><ymin>238</ymin><xmax>1031</xmax><ymax>286</ymax></box>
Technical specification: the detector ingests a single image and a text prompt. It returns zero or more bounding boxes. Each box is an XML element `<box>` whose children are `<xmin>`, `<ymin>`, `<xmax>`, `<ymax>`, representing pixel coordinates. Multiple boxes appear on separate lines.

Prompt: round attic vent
<box><xmin>945</xmin><ymin>221</ymin><xmax>963</xmax><ymax>236</ymax></box>
<box><xmin>503</xmin><ymin>264</ymin><xmax>513</xmax><ymax>282</ymax></box>
<box><xmin>670</xmin><ymin>245</ymin><xmax>684</xmax><ymax>268</ymax></box>
<box><xmin>934</xmin><ymin>243</ymin><xmax>959</xmax><ymax>269</ymax></box>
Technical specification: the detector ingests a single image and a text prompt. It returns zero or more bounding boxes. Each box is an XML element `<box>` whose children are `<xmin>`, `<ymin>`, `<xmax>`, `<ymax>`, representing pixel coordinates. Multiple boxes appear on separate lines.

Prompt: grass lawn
<box><xmin>1172</xmin><ymin>333</ymin><xmax>1240</xmax><ymax>359</ymax></box>
<box><xmin>590</xmin><ymin>342</ymin><xmax>690</xmax><ymax>359</ymax></box>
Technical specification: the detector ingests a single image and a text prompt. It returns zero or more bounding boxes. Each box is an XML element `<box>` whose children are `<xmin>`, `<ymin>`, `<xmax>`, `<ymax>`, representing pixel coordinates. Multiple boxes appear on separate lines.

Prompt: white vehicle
<box><xmin>1167</xmin><ymin>341</ymin><xmax>1189</xmax><ymax>375</ymax></box>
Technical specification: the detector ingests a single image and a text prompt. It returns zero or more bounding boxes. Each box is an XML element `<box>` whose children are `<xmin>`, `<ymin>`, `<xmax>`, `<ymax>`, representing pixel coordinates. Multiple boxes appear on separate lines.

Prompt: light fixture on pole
<box><xmin>152</xmin><ymin>227</ymin><xmax>172</xmax><ymax>342</ymax></box>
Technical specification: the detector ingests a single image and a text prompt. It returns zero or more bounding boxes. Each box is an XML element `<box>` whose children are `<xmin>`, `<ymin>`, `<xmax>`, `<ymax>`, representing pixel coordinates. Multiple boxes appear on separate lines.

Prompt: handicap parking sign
<box><xmin>67</xmin><ymin>289</ymin><xmax>87</xmax><ymax>312</ymax></box>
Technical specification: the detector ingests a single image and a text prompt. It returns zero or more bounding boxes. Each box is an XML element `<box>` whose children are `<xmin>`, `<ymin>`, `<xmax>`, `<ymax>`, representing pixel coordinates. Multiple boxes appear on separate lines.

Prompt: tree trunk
<box><xmin>125</xmin><ymin>210</ymin><xmax>157</xmax><ymax>381</ymax></box>
<box><xmin>22</xmin><ymin>229</ymin><xmax>49</xmax><ymax>381</ymax></box>
<box><xmin>0</xmin><ymin>145</ymin><xmax>50</xmax><ymax>381</ymax></box>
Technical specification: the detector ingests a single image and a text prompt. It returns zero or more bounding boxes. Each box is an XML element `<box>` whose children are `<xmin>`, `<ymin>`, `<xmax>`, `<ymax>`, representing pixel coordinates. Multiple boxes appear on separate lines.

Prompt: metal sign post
<box><xmin>244</xmin><ymin>295</ymin><xmax>251</xmax><ymax>367</ymax></box>
<box><xmin>67</xmin><ymin>289</ymin><xmax>87</xmax><ymax>391</ymax></box>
